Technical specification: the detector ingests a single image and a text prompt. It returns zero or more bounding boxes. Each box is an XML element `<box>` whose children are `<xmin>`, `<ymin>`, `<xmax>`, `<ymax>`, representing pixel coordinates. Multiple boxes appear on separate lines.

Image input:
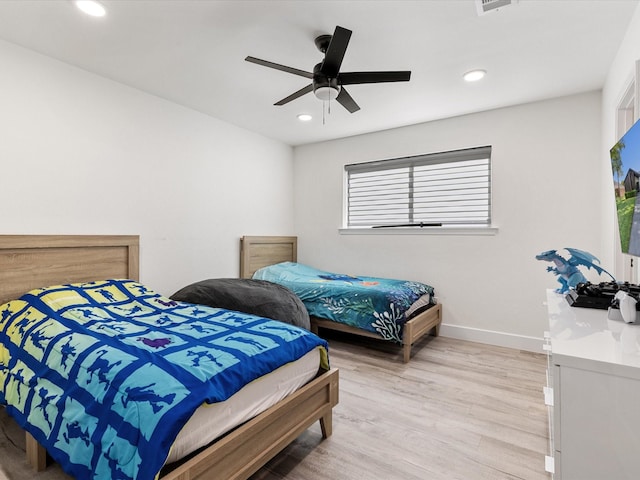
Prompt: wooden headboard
<box><xmin>240</xmin><ymin>236</ymin><xmax>297</xmax><ymax>279</ymax></box>
<box><xmin>0</xmin><ymin>235</ymin><xmax>139</xmax><ymax>305</ymax></box>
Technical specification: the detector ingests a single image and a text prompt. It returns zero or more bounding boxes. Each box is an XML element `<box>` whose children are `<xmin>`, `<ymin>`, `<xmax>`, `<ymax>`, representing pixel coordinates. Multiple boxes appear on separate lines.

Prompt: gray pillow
<box><xmin>170</xmin><ymin>278</ymin><xmax>310</xmax><ymax>330</ymax></box>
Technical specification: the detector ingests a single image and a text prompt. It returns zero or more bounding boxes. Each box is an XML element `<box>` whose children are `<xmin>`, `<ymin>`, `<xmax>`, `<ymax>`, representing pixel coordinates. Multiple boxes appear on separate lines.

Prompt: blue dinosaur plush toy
<box><xmin>536</xmin><ymin>248</ymin><xmax>615</xmax><ymax>293</ymax></box>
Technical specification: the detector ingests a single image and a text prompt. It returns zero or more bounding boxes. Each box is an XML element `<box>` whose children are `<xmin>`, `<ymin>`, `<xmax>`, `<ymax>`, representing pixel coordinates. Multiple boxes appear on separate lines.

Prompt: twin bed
<box><xmin>240</xmin><ymin>236</ymin><xmax>442</xmax><ymax>363</ymax></box>
<box><xmin>0</xmin><ymin>235</ymin><xmax>338</xmax><ymax>480</ymax></box>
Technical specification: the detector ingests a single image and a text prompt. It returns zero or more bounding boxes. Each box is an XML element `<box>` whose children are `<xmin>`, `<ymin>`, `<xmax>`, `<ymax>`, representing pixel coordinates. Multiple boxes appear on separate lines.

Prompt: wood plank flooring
<box><xmin>250</xmin><ymin>332</ymin><xmax>550</xmax><ymax>480</ymax></box>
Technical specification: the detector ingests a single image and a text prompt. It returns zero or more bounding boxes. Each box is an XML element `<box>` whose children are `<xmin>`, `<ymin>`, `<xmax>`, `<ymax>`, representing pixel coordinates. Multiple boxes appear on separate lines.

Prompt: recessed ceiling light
<box><xmin>75</xmin><ymin>0</ymin><xmax>106</xmax><ymax>17</ymax></box>
<box><xmin>463</xmin><ymin>69</ymin><xmax>486</xmax><ymax>82</ymax></box>
<box><xmin>297</xmin><ymin>114</ymin><xmax>313</xmax><ymax>122</ymax></box>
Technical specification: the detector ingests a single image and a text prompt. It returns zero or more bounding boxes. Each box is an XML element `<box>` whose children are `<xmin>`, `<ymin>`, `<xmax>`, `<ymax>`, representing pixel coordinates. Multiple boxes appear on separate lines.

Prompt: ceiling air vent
<box><xmin>476</xmin><ymin>0</ymin><xmax>517</xmax><ymax>15</ymax></box>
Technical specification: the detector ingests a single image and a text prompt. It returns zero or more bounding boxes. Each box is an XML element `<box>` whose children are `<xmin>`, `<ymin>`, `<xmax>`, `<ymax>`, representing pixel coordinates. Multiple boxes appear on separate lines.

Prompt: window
<box><xmin>345</xmin><ymin>146</ymin><xmax>491</xmax><ymax>229</ymax></box>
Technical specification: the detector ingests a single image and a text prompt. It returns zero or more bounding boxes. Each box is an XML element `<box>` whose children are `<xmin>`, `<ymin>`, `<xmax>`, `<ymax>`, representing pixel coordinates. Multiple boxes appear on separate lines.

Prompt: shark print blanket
<box><xmin>253</xmin><ymin>262</ymin><xmax>435</xmax><ymax>343</ymax></box>
<box><xmin>0</xmin><ymin>279</ymin><xmax>328</xmax><ymax>480</ymax></box>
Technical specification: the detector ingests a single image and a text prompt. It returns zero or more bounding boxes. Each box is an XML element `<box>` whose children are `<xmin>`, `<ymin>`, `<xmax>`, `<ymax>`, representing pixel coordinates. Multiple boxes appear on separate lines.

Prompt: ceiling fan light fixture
<box><xmin>314</xmin><ymin>86</ymin><xmax>341</xmax><ymax>102</ymax></box>
<box><xmin>463</xmin><ymin>69</ymin><xmax>486</xmax><ymax>82</ymax></box>
<box><xmin>297</xmin><ymin>114</ymin><xmax>313</xmax><ymax>122</ymax></box>
<box><xmin>75</xmin><ymin>0</ymin><xmax>106</xmax><ymax>17</ymax></box>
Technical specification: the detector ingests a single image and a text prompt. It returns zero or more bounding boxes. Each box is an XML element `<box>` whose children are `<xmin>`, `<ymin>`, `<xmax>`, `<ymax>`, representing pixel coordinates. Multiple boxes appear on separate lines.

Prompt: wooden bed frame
<box><xmin>0</xmin><ymin>234</ymin><xmax>338</xmax><ymax>480</ymax></box>
<box><xmin>240</xmin><ymin>235</ymin><xmax>442</xmax><ymax>363</ymax></box>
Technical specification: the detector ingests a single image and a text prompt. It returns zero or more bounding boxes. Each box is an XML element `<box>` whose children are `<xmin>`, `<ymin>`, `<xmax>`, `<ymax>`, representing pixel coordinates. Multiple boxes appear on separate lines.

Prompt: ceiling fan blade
<box><xmin>274</xmin><ymin>84</ymin><xmax>314</xmax><ymax>106</ymax></box>
<box><xmin>245</xmin><ymin>56</ymin><xmax>313</xmax><ymax>79</ymax></box>
<box><xmin>336</xmin><ymin>87</ymin><xmax>360</xmax><ymax>113</ymax></box>
<box><xmin>339</xmin><ymin>71</ymin><xmax>411</xmax><ymax>85</ymax></box>
<box><xmin>320</xmin><ymin>26</ymin><xmax>352</xmax><ymax>77</ymax></box>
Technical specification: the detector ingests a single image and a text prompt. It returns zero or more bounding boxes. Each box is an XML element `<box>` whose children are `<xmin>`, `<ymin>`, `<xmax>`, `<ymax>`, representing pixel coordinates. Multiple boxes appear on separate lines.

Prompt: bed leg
<box><xmin>433</xmin><ymin>304</ymin><xmax>442</xmax><ymax>337</ymax></box>
<box><xmin>26</xmin><ymin>432</ymin><xmax>47</xmax><ymax>471</ymax></box>
<box><xmin>402</xmin><ymin>343</ymin><xmax>411</xmax><ymax>363</ymax></box>
<box><xmin>319</xmin><ymin>410</ymin><xmax>333</xmax><ymax>438</ymax></box>
<box><xmin>433</xmin><ymin>323</ymin><xmax>441</xmax><ymax>337</ymax></box>
<box><xmin>310</xmin><ymin>318</ymin><xmax>319</xmax><ymax>336</ymax></box>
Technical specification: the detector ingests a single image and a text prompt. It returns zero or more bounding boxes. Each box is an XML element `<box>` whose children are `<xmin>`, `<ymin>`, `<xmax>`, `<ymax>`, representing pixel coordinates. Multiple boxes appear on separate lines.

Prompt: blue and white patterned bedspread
<box><xmin>0</xmin><ymin>279</ymin><xmax>328</xmax><ymax>480</ymax></box>
<box><xmin>253</xmin><ymin>262</ymin><xmax>435</xmax><ymax>343</ymax></box>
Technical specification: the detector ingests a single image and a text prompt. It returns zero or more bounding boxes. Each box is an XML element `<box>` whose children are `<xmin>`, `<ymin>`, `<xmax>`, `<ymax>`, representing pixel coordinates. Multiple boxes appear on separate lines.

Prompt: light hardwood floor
<box><xmin>250</xmin><ymin>332</ymin><xmax>550</xmax><ymax>480</ymax></box>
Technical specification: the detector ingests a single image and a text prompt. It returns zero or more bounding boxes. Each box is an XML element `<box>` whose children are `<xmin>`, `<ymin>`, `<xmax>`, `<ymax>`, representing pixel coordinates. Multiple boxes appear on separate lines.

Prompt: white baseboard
<box><xmin>439</xmin><ymin>323</ymin><xmax>544</xmax><ymax>353</ymax></box>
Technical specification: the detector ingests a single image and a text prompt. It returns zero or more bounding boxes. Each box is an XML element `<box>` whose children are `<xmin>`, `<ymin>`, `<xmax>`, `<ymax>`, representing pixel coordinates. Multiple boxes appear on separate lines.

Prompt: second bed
<box><xmin>240</xmin><ymin>236</ymin><xmax>442</xmax><ymax>362</ymax></box>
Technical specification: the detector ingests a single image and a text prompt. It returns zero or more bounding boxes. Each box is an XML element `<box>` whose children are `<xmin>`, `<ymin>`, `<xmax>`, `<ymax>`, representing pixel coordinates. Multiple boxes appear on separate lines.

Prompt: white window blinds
<box><xmin>345</xmin><ymin>146</ymin><xmax>491</xmax><ymax>228</ymax></box>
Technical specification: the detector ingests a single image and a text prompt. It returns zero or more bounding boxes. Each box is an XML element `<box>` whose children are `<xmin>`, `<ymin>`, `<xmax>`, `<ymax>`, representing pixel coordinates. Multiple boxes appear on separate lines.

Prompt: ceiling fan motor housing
<box><xmin>312</xmin><ymin>62</ymin><xmax>340</xmax><ymax>100</ymax></box>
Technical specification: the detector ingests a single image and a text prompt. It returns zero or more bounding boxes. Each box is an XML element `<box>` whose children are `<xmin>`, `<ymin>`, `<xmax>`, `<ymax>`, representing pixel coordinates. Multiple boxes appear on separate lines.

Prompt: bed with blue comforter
<box><xmin>0</xmin><ymin>279</ymin><xmax>328</xmax><ymax>480</ymax></box>
<box><xmin>253</xmin><ymin>261</ymin><xmax>436</xmax><ymax>344</ymax></box>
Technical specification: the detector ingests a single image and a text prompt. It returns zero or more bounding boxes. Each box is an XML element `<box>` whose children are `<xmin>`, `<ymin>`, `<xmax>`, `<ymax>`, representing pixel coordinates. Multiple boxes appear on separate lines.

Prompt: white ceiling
<box><xmin>0</xmin><ymin>0</ymin><xmax>637</xmax><ymax>146</ymax></box>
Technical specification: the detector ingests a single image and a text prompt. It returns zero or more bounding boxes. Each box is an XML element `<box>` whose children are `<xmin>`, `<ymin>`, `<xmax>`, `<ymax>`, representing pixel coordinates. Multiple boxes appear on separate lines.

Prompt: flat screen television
<box><xmin>611</xmin><ymin>117</ymin><xmax>640</xmax><ymax>255</ymax></box>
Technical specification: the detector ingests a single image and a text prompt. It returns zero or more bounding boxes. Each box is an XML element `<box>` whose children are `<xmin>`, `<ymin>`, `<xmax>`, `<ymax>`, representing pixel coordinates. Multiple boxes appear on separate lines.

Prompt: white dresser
<box><xmin>545</xmin><ymin>289</ymin><xmax>640</xmax><ymax>479</ymax></box>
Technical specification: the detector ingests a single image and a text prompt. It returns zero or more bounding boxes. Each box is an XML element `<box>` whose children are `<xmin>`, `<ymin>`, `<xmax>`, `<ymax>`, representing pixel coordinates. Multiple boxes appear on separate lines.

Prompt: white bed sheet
<box><xmin>166</xmin><ymin>346</ymin><xmax>322</xmax><ymax>464</ymax></box>
<box><xmin>405</xmin><ymin>293</ymin><xmax>435</xmax><ymax>319</ymax></box>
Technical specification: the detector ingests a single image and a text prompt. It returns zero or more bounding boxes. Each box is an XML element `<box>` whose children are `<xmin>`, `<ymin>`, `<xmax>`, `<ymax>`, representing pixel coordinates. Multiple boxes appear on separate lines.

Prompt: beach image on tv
<box><xmin>612</xmin><ymin>117</ymin><xmax>640</xmax><ymax>255</ymax></box>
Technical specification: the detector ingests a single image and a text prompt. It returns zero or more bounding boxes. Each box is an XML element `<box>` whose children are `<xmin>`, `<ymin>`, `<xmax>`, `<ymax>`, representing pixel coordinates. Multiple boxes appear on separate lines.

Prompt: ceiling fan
<box><xmin>245</xmin><ymin>26</ymin><xmax>411</xmax><ymax>113</ymax></box>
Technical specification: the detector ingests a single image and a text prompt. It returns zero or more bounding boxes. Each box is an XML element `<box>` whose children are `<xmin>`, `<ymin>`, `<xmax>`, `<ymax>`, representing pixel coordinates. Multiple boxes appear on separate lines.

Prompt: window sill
<box><xmin>339</xmin><ymin>226</ymin><xmax>499</xmax><ymax>236</ymax></box>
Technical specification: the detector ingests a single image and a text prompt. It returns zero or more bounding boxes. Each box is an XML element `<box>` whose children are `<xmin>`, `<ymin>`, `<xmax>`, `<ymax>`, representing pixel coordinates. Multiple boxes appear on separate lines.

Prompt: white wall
<box><xmin>0</xmin><ymin>39</ymin><xmax>294</xmax><ymax>296</ymax></box>
<box><xmin>293</xmin><ymin>91</ymin><xmax>603</xmax><ymax>350</ymax></box>
<box><xmin>602</xmin><ymin>4</ymin><xmax>640</xmax><ymax>276</ymax></box>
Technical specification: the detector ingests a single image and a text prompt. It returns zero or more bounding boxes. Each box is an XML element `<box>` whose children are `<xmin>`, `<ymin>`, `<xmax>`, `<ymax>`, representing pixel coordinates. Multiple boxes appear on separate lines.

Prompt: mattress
<box><xmin>405</xmin><ymin>293</ymin><xmax>435</xmax><ymax>319</ymax></box>
<box><xmin>167</xmin><ymin>346</ymin><xmax>321</xmax><ymax>464</ymax></box>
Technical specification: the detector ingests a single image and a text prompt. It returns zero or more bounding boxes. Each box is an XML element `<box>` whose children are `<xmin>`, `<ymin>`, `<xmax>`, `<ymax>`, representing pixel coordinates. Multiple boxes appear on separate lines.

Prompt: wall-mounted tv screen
<box><xmin>612</xmin><ymin>117</ymin><xmax>640</xmax><ymax>255</ymax></box>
